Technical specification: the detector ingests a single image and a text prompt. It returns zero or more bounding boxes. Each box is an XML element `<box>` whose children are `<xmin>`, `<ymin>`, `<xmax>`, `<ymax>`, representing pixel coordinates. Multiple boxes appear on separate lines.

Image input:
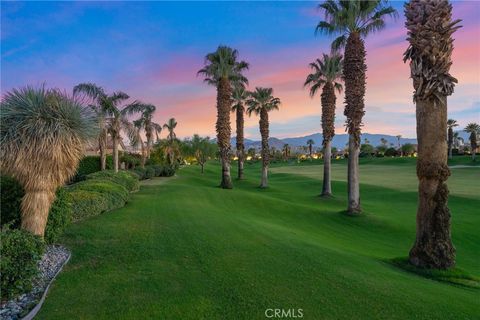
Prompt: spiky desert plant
<box><xmin>0</xmin><ymin>86</ymin><xmax>96</xmax><ymax>236</ymax></box>
<box><xmin>316</xmin><ymin>0</ymin><xmax>397</xmax><ymax>214</ymax></box>
<box><xmin>198</xmin><ymin>46</ymin><xmax>249</xmax><ymax>189</ymax></box>
<box><xmin>231</xmin><ymin>85</ymin><xmax>249</xmax><ymax>179</ymax></box>
<box><xmin>246</xmin><ymin>87</ymin><xmax>281</xmax><ymax>188</ymax></box>
<box><xmin>163</xmin><ymin>118</ymin><xmax>177</xmax><ymax>143</ymax></box>
<box><xmin>446</xmin><ymin>119</ymin><xmax>458</xmax><ymax>159</ymax></box>
<box><xmin>464</xmin><ymin>123</ymin><xmax>479</xmax><ymax>161</ymax></box>
<box><xmin>304</xmin><ymin>53</ymin><xmax>343</xmax><ymax>196</ymax></box>
<box><xmin>404</xmin><ymin>0</ymin><xmax>461</xmax><ymax>269</ymax></box>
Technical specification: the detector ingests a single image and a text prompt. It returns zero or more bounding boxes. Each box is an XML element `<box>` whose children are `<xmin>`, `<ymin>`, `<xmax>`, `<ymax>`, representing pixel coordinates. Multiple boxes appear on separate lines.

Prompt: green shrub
<box><xmin>74</xmin><ymin>156</ymin><xmax>101</xmax><ymax>181</ymax></box>
<box><xmin>0</xmin><ymin>175</ymin><xmax>24</xmax><ymax>228</ymax></box>
<box><xmin>131</xmin><ymin>167</ymin><xmax>147</xmax><ymax>180</ymax></box>
<box><xmin>149</xmin><ymin>165</ymin><xmax>176</xmax><ymax>177</ymax></box>
<box><xmin>121</xmin><ymin>153</ymin><xmax>141</xmax><ymax>169</ymax></box>
<box><xmin>44</xmin><ymin>188</ymin><xmax>72</xmax><ymax>244</ymax></box>
<box><xmin>85</xmin><ymin>170</ymin><xmax>139</xmax><ymax>192</ymax></box>
<box><xmin>145</xmin><ymin>166</ymin><xmax>156</xmax><ymax>179</ymax></box>
<box><xmin>0</xmin><ymin>228</ymin><xmax>45</xmax><ymax>300</ymax></box>
<box><xmin>67</xmin><ymin>179</ymin><xmax>129</xmax><ymax>221</ymax></box>
<box><xmin>385</xmin><ymin>147</ymin><xmax>397</xmax><ymax>157</ymax></box>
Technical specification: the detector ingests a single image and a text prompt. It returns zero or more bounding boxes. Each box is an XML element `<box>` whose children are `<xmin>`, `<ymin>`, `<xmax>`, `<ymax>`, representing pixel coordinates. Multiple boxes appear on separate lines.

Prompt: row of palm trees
<box><xmin>73</xmin><ymin>83</ymin><xmax>178</xmax><ymax>171</ymax></box>
<box><xmin>198</xmin><ymin>46</ymin><xmax>282</xmax><ymax>189</ymax></box>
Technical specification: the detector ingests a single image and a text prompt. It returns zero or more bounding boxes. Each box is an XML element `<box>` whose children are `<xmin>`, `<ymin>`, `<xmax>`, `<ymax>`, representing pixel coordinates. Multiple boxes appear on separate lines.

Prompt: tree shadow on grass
<box><xmin>388</xmin><ymin>257</ymin><xmax>480</xmax><ymax>289</ymax></box>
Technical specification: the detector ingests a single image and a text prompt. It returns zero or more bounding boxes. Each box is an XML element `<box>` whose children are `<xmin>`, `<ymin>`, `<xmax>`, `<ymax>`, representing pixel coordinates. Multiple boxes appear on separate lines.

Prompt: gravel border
<box><xmin>0</xmin><ymin>245</ymin><xmax>71</xmax><ymax>320</ymax></box>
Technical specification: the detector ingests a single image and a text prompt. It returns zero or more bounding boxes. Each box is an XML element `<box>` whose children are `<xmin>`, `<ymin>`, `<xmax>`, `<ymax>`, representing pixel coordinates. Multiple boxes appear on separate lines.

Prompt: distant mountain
<box><xmin>232</xmin><ymin>133</ymin><xmax>418</xmax><ymax>150</ymax></box>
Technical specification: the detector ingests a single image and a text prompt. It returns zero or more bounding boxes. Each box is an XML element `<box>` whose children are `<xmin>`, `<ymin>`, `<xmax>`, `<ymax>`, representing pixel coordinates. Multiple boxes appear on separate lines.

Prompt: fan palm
<box><xmin>163</xmin><ymin>118</ymin><xmax>177</xmax><ymax>143</ymax></box>
<box><xmin>464</xmin><ymin>123</ymin><xmax>479</xmax><ymax>161</ymax></box>
<box><xmin>306</xmin><ymin>139</ymin><xmax>315</xmax><ymax>158</ymax></box>
<box><xmin>198</xmin><ymin>46</ymin><xmax>249</xmax><ymax>189</ymax></box>
<box><xmin>0</xmin><ymin>86</ymin><xmax>96</xmax><ymax>236</ymax></box>
<box><xmin>282</xmin><ymin>144</ymin><xmax>290</xmax><ymax>161</ymax></box>
<box><xmin>446</xmin><ymin>119</ymin><xmax>458</xmax><ymax>159</ymax></box>
<box><xmin>316</xmin><ymin>0</ymin><xmax>397</xmax><ymax>213</ymax></box>
<box><xmin>404</xmin><ymin>0</ymin><xmax>461</xmax><ymax>269</ymax></box>
<box><xmin>231</xmin><ymin>85</ymin><xmax>249</xmax><ymax>179</ymax></box>
<box><xmin>246</xmin><ymin>87</ymin><xmax>281</xmax><ymax>188</ymax></box>
<box><xmin>304</xmin><ymin>53</ymin><xmax>343</xmax><ymax>196</ymax></box>
<box><xmin>396</xmin><ymin>135</ymin><xmax>402</xmax><ymax>156</ymax></box>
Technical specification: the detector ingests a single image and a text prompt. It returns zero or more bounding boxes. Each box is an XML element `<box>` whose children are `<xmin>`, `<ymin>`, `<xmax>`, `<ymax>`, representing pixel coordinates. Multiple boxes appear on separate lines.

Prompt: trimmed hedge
<box><xmin>0</xmin><ymin>175</ymin><xmax>24</xmax><ymax>229</ymax></box>
<box><xmin>0</xmin><ymin>228</ymin><xmax>45</xmax><ymax>300</ymax></box>
<box><xmin>129</xmin><ymin>165</ymin><xmax>176</xmax><ymax>180</ymax></box>
<box><xmin>72</xmin><ymin>155</ymin><xmax>113</xmax><ymax>182</ymax></box>
<box><xmin>85</xmin><ymin>170</ymin><xmax>139</xmax><ymax>192</ymax></box>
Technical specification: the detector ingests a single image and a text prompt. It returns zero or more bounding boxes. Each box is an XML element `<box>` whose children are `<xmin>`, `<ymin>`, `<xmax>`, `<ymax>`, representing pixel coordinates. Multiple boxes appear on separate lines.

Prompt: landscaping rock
<box><xmin>0</xmin><ymin>245</ymin><xmax>70</xmax><ymax>320</ymax></box>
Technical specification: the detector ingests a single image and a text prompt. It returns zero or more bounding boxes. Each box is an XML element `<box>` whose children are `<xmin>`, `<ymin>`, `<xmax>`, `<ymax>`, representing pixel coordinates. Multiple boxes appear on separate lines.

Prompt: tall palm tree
<box><xmin>198</xmin><ymin>46</ymin><xmax>249</xmax><ymax>189</ymax></box>
<box><xmin>73</xmin><ymin>83</ymin><xmax>128</xmax><ymax>170</ymax></box>
<box><xmin>447</xmin><ymin>119</ymin><xmax>458</xmax><ymax>159</ymax></box>
<box><xmin>163</xmin><ymin>118</ymin><xmax>177</xmax><ymax>143</ymax></box>
<box><xmin>404</xmin><ymin>0</ymin><xmax>461</xmax><ymax>269</ymax></box>
<box><xmin>304</xmin><ymin>53</ymin><xmax>343</xmax><ymax>196</ymax></box>
<box><xmin>231</xmin><ymin>85</ymin><xmax>249</xmax><ymax>179</ymax></box>
<box><xmin>246</xmin><ymin>87</ymin><xmax>281</xmax><ymax>188</ymax></box>
<box><xmin>129</xmin><ymin>119</ymin><xmax>147</xmax><ymax>168</ymax></box>
<box><xmin>282</xmin><ymin>144</ymin><xmax>290</xmax><ymax>161</ymax></box>
<box><xmin>396</xmin><ymin>135</ymin><xmax>402</xmax><ymax>156</ymax></box>
<box><xmin>380</xmin><ymin>138</ymin><xmax>388</xmax><ymax>147</ymax></box>
<box><xmin>316</xmin><ymin>0</ymin><xmax>397</xmax><ymax>214</ymax></box>
<box><xmin>133</xmin><ymin>104</ymin><xmax>162</xmax><ymax>159</ymax></box>
<box><xmin>0</xmin><ymin>86</ymin><xmax>96</xmax><ymax>236</ymax></box>
<box><xmin>306</xmin><ymin>139</ymin><xmax>315</xmax><ymax>158</ymax></box>
<box><xmin>464</xmin><ymin>123</ymin><xmax>479</xmax><ymax>161</ymax></box>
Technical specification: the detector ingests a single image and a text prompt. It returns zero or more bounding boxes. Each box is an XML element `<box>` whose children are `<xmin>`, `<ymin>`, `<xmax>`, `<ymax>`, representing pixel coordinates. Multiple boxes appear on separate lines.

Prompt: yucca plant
<box><xmin>404</xmin><ymin>0</ymin><xmax>461</xmax><ymax>269</ymax></box>
<box><xmin>246</xmin><ymin>87</ymin><xmax>281</xmax><ymax>188</ymax></box>
<box><xmin>0</xmin><ymin>86</ymin><xmax>97</xmax><ymax>236</ymax></box>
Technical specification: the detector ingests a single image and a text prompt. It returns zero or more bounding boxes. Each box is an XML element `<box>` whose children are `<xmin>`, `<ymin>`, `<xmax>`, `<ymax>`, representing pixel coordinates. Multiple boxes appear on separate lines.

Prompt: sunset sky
<box><xmin>1</xmin><ymin>1</ymin><xmax>479</xmax><ymax>140</ymax></box>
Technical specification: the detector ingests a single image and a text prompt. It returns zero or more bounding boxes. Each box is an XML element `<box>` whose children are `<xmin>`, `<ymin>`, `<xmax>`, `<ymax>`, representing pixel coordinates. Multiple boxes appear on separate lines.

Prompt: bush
<box><xmin>85</xmin><ymin>170</ymin><xmax>139</xmax><ymax>192</ymax></box>
<box><xmin>150</xmin><ymin>165</ymin><xmax>176</xmax><ymax>177</ymax></box>
<box><xmin>121</xmin><ymin>153</ymin><xmax>141</xmax><ymax>169</ymax></box>
<box><xmin>44</xmin><ymin>188</ymin><xmax>72</xmax><ymax>244</ymax></box>
<box><xmin>1</xmin><ymin>175</ymin><xmax>24</xmax><ymax>228</ymax></box>
<box><xmin>1</xmin><ymin>228</ymin><xmax>45</xmax><ymax>300</ymax></box>
<box><xmin>131</xmin><ymin>167</ymin><xmax>147</xmax><ymax>180</ymax></box>
<box><xmin>145</xmin><ymin>166</ymin><xmax>156</xmax><ymax>179</ymax></box>
<box><xmin>67</xmin><ymin>179</ymin><xmax>129</xmax><ymax>221</ymax></box>
<box><xmin>385</xmin><ymin>147</ymin><xmax>397</xmax><ymax>157</ymax></box>
<box><xmin>72</xmin><ymin>155</ymin><xmax>114</xmax><ymax>182</ymax></box>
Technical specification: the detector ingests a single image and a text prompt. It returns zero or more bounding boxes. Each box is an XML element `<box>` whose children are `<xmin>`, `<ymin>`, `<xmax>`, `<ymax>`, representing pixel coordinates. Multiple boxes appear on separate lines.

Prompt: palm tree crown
<box><xmin>304</xmin><ymin>53</ymin><xmax>343</xmax><ymax>96</ymax></box>
<box><xmin>231</xmin><ymin>86</ymin><xmax>249</xmax><ymax>111</ymax></box>
<box><xmin>246</xmin><ymin>88</ymin><xmax>281</xmax><ymax>115</ymax></box>
<box><xmin>316</xmin><ymin>0</ymin><xmax>398</xmax><ymax>50</ymax></box>
<box><xmin>197</xmin><ymin>46</ymin><xmax>249</xmax><ymax>86</ymax></box>
<box><xmin>163</xmin><ymin>118</ymin><xmax>178</xmax><ymax>142</ymax></box>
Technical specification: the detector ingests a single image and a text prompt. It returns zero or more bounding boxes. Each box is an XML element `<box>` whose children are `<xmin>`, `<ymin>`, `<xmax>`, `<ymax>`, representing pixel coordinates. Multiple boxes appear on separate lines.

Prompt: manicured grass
<box><xmin>38</xmin><ymin>158</ymin><xmax>479</xmax><ymax>319</ymax></box>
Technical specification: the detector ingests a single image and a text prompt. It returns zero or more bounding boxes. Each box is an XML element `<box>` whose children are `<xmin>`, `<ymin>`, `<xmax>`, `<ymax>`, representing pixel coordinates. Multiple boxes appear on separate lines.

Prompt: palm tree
<box><xmin>306</xmin><ymin>139</ymin><xmax>315</xmax><ymax>158</ymax></box>
<box><xmin>380</xmin><ymin>138</ymin><xmax>388</xmax><ymax>147</ymax></box>
<box><xmin>304</xmin><ymin>53</ymin><xmax>343</xmax><ymax>197</ymax></box>
<box><xmin>317</xmin><ymin>0</ymin><xmax>397</xmax><ymax>214</ymax></box>
<box><xmin>246</xmin><ymin>87</ymin><xmax>281</xmax><ymax>188</ymax></box>
<box><xmin>447</xmin><ymin>119</ymin><xmax>458</xmax><ymax>159</ymax></box>
<box><xmin>133</xmin><ymin>104</ymin><xmax>162</xmax><ymax>159</ymax></box>
<box><xmin>73</xmin><ymin>83</ymin><xmax>128</xmax><ymax>170</ymax></box>
<box><xmin>0</xmin><ymin>86</ymin><xmax>96</xmax><ymax>236</ymax></box>
<box><xmin>464</xmin><ymin>123</ymin><xmax>479</xmax><ymax>161</ymax></box>
<box><xmin>163</xmin><ymin>118</ymin><xmax>177</xmax><ymax>143</ymax></box>
<box><xmin>396</xmin><ymin>135</ymin><xmax>402</xmax><ymax>156</ymax></box>
<box><xmin>404</xmin><ymin>0</ymin><xmax>461</xmax><ymax>269</ymax></box>
<box><xmin>282</xmin><ymin>144</ymin><xmax>290</xmax><ymax>161</ymax></box>
<box><xmin>231</xmin><ymin>85</ymin><xmax>249</xmax><ymax>179</ymax></box>
<box><xmin>198</xmin><ymin>46</ymin><xmax>249</xmax><ymax>189</ymax></box>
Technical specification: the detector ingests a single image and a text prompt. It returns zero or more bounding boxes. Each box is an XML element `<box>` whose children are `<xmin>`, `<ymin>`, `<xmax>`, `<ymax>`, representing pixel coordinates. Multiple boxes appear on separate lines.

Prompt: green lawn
<box><xmin>38</xmin><ymin>157</ymin><xmax>480</xmax><ymax>319</ymax></box>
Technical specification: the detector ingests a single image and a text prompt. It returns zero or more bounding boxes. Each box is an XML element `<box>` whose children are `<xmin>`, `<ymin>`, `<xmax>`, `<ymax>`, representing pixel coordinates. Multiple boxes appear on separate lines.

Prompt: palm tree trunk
<box><xmin>141</xmin><ymin>142</ymin><xmax>146</xmax><ymax>168</ymax></box>
<box><xmin>21</xmin><ymin>189</ymin><xmax>56</xmax><ymax>236</ymax></box>
<box><xmin>113</xmin><ymin>135</ymin><xmax>119</xmax><ymax>173</ymax></box>
<box><xmin>321</xmin><ymin>82</ymin><xmax>336</xmax><ymax>197</ymax></box>
<box><xmin>409</xmin><ymin>97</ymin><xmax>455</xmax><ymax>269</ymax></box>
<box><xmin>146</xmin><ymin>132</ymin><xmax>152</xmax><ymax>159</ymax></box>
<box><xmin>236</xmin><ymin>105</ymin><xmax>245</xmax><ymax>180</ymax></box>
<box><xmin>448</xmin><ymin>128</ymin><xmax>453</xmax><ymax>159</ymax></box>
<box><xmin>322</xmin><ymin>140</ymin><xmax>332</xmax><ymax>197</ymax></box>
<box><xmin>217</xmin><ymin>77</ymin><xmax>233</xmax><ymax>189</ymax></box>
<box><xmin>344</xmin><ymin>32</ymin><xmax>366</xmax><ymax>215</ymax></box>
<box><xmin>99</xmin><ymin>129</ymin><xmax>107</xmax><ymax>170</ymax></box>
<box><xmin>260</xmin><ymin>109</ymin><xmax>269</xmax><ymax>188</ymax></box>
<box><xmin>347</xmin><ymin>135</ymin><xmax>361</xmax><ymax>213</ymax></box>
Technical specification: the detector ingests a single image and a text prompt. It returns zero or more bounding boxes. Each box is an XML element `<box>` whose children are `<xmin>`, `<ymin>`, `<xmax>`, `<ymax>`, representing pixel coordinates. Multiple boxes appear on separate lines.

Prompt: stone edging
<box><xmin>21</xmin><ymin>252</ymin><xmax>71</xmax><ymax>320</ymax></box>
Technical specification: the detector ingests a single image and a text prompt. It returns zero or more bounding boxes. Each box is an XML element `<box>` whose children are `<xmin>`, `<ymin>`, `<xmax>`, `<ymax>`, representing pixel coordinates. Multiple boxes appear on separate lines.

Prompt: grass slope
<box><xmin>38</xmin><ymin>157</ymin><xmax>479</xmax><ymax>319</ymax></box>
